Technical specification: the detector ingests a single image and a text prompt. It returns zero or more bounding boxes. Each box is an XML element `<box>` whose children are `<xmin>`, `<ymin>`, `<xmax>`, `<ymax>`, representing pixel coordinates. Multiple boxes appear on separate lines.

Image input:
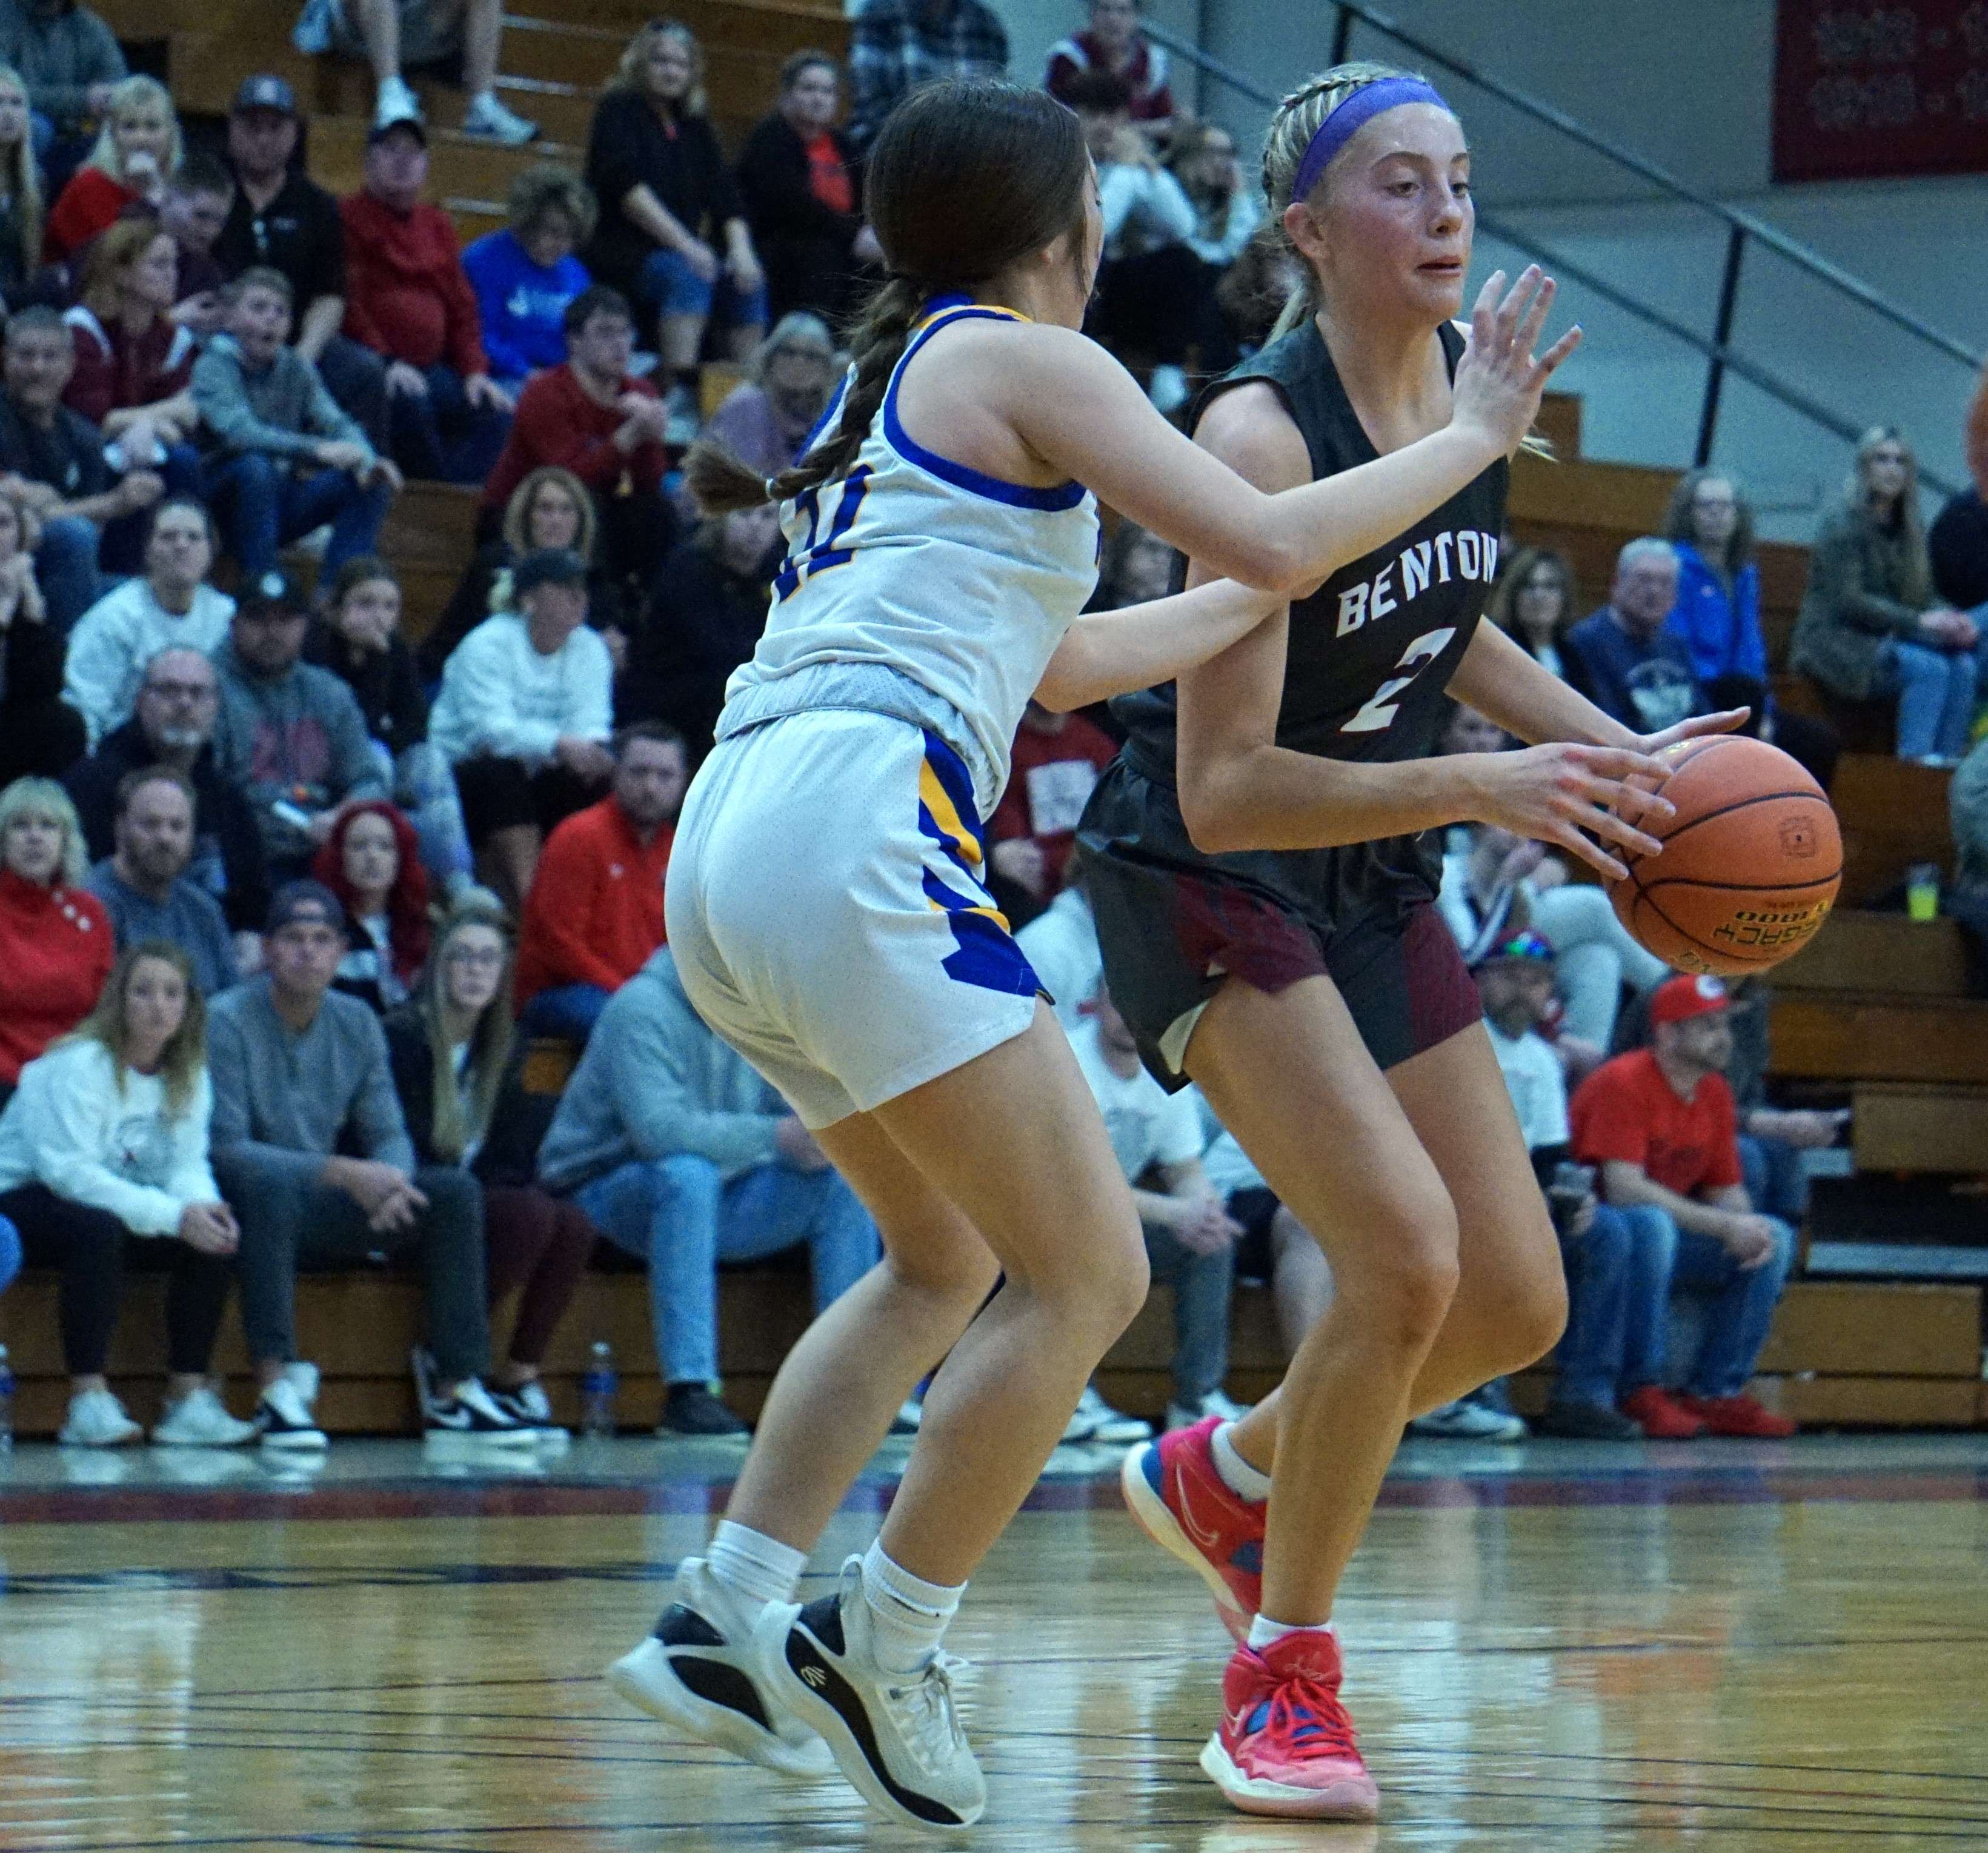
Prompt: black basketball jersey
<box><xmin>1104</xmin><ymin>317</ymin><xmax>1509</xmax><ymax>919</ymax></box>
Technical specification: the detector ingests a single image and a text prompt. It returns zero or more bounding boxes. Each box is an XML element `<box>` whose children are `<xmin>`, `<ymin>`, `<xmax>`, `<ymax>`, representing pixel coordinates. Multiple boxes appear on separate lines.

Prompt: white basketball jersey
<box><xmin>719</xmin><ymin>297</ymin><xmax>1102</xmax><ymax>811</ymax></box>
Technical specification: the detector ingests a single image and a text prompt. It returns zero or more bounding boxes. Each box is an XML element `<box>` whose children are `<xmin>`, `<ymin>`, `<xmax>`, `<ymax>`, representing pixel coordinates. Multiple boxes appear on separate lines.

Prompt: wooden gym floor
<box><xmin>2</xmin><ymin>1432</ymin><xmax>1986</xmax><ymax>1849</ymax></box>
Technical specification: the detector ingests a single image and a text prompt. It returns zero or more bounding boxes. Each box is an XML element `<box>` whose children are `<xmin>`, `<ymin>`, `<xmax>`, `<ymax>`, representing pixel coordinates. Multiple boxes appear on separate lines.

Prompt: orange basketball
<box><xmin>1605</xmin><ymin>734</ymin><xmax>1841</xmax><ymax>978</ymax></box>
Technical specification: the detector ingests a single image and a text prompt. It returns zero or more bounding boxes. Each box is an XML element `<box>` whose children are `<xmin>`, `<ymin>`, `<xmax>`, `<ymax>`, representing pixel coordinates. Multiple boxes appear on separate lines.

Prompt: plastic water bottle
<box><xmin>0</xmin><ymin>1345</ymin><xmax>14</xmax><ymax>1452</ymax></box>
<box><xmin>581</xmin><ymin>1340</ymin><xmax>618</xmax><ymax>1440</ymax></box>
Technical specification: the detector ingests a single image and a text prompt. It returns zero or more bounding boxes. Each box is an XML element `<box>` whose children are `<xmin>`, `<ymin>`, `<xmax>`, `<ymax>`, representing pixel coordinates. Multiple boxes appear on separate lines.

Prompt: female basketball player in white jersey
<box><xmin>1083</xmin><ymin>65</ymin><xmax>1745</xmax><ymax>1821</ymax></box>
<box><xmin>605</xmin><ymin>79</ymin><xmax>1623</xmax><ymax>1832</ymax></box>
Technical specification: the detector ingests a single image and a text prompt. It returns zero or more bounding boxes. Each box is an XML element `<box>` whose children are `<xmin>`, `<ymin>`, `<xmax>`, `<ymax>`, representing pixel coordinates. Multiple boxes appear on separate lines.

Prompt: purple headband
<box><xmin>1289</xmin><ymin>76</ymin><xmax>1451</xmax><ymax>205</ymax></box>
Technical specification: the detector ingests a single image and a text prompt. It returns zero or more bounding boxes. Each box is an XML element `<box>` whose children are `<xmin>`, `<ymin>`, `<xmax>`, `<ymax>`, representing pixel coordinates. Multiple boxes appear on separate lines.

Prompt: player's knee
<box><xmin>1356</xmin><ymin>1209</ymin><xmax>1462</xmax><ymax>1354</ymax></box>
<box><xmin>883</xmin><ymin>1236</ymin><xmax>1000</xmax><ymax>1311</ymax></box>
<box><xmin>1505</xmin><ymin>1260</ymin><xmax>1569</xmax><ymax>1369</ymax></box>
<box><xmin>1075</xmin><ymin>1206</ymin><xmax>1151</xmax><ymax>1342</ymax></box>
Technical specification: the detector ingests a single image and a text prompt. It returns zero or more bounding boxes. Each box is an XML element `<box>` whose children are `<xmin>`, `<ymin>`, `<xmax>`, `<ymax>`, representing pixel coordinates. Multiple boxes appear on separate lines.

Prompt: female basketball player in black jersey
<box><xmin>1088</xmin><ymin>64</ymin><xmax>1744</xmax><ymax>1820</ymax></box>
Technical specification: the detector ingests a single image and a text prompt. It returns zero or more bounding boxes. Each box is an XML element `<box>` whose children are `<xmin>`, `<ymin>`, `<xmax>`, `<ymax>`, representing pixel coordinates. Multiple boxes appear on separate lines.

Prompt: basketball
<box><xmin>1606</xmin><ymin>734</ymin><xmax>1841</xmax><ymax>978</ymax></box>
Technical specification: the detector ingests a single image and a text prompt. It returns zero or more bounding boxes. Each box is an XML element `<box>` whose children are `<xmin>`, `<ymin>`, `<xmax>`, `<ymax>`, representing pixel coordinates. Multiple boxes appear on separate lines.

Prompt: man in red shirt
<box><xmin>1571</xmin><ymin>974</ymin><xmax>1797</xmax><ymax>1440</ymax></box>
<box><xmin>480</xmin><ymin>285</ymin><xmax>674</xmax><ymax>596</ymax></box>
<box><xmin>339</xmin><ymin>119</ymin><xmax>514</xmax><ymax>484</ymax></box>
<box><xmin>988</xmin><ymin>700</ymin><xmax>1117</xmax><ymax>928</ymax></box>
<box><xmin>514</xmin><ymin>722</ymin><xmax>686</xmax><ymax>1040</ymax></box>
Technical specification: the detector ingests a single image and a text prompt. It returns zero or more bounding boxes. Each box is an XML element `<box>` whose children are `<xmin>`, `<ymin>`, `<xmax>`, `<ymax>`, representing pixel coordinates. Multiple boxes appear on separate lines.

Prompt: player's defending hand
<box><xmin>1462</xmin><ymin>740</ymin><xmax>1679</xmax><ymax>884</ymax></box>
<box><xmin>1451</xmin><ymin>265</ymin><xmax>1582</xmax><ymax>459</ymax></box>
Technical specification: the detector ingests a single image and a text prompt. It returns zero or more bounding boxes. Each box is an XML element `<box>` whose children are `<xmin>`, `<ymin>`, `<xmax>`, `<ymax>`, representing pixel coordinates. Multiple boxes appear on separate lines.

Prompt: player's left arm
<box><xmin>1032</xmin><ymin>576</ymin><xmax>1286</xmax><ymax>711</ymax></box>
<box><xmin>1451</xmin><ymin>621</ymin><xmax>1749</xmax><ymax>756</ymax></box>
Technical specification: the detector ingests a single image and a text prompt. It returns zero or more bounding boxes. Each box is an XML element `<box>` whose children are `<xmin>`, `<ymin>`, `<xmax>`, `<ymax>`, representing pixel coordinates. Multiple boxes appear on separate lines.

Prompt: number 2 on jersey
<box><xmin>1341</xmin><ymin>627</ymin><xmax>1458</xmax><ymax>734</ymax></box>
<box><xmin>773</xmin><ymin>465</ymin><xmax>873</xmax><ymax>602</ymax></box>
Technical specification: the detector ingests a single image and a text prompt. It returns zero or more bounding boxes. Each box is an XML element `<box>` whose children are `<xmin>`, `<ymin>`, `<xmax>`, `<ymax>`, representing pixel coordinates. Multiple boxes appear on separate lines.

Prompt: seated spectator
<box><xmin>1570</xmin><ymin>974</ymin><xmax>1798</xmax><ymax>1440</ymax></box>
<box><xmin>735</xmin><ymin>53</ymin><xmax>878</xmax><ymax>327</ymax></box>
<box><xmin>428</xmin><ymin>547</ymin><xmax>614</xmax><ymax>905</ymax></box>
<box><xmin>1215</xmin><ymin>221</ymin><xmax>1303</xmax><ymax>360</ymax></box>
<box><xmin>193</xmin><ymin>268</ymin><xmax>400</xmax><ymax>580</ymax></box>
<box><xmin>1663</xmin><ymin>468</ymin><xmax>1839</xmax><ymax>791</ymax></box>
<box><xmin>1931</xmin><ymin>485</ymin><xmax>1988</xmax><ymax>616</ymax></box>
<box><xmin>0</xmin><ymin>489</ymin><xmax>84</xmax><ymax>785</ymax></box>
<box><xmin>208</xmin><ymin>878</ymin><xmax>533</xmax><ymax>1449</ymax></box>
<box><xmin>479</xmin><ymin>286</ymin><xmax>674</xmax><ymax>598</ymax></box>
<box><xmin>0</xmin><ymin>63</ymin><xmax>41</xmax><ymax>308</ymax></box>
<box><xmin>211</xmin><ymin>571</ymin><xmax>387</xmax><ymax>879</ymax></box>
<box><xmin>0</xmin><ymin>773</ymin><xmax>111</xmax><ymax>1093</ymax></box>
<box><xmin>214</xmin><ymin>75</ymin><xmax>387</xmax><ymax>449</ymax></box>
<box><xmin>846</xmin><ymin>0</ymin><xmax>1008</xmax><ymax>159</ymax></box>
<box><xmin>1472</xmin><ymin>931</ymin><xmax>1642</xmax><ymax>1440</ymax></box>
<box><xmin>461</xmin><ymin>164</ymin><xmax>596</xmax><ymax>394</ymax></box>
<box><xmin>537</xmin><ymin>944</ymin><xmax>880</xmax><ymax>1436</ymax></box>
<box><xmin>0</xmin><ymin>939</ymin><xmax>252</xmax><ymax>1447</ymax></box>
<box><xmin>580</xmin><ymin>20</ymin><xmax>767</xmax><ymax>424</ymax></box>
<box><xmin>85</xmin><ymin>765</ymin><xmax>237</xmax><ymax>995</ymax></box>
<box><xmin>513</xmin><ymin>721</ymin><xmax>684</xmax><ymax>1040</ymax></box>
<box><xmin>0</xmin><ymin>0</ymin><xmax>123</xmax><ymax>165</ymax></box>
<box><xmin>988</xmin><ymin>700</ymin><xmax>1117</xmax><ymax>930</ymax></box>
<box><xmin>307</xmin><ymin>556</ymin><xmax>470</xmax><ymax>890</ymax></box>
<box><xmin>1485</xmin><ymin>544</ymin><xmax>1580</xmax><ymax>682</ymax></box>
<box><xmin>1068</xmin><ymin>70</ymin><xmax>1204</xmax><ymax>407</ymax></box>
<box><xmin>699</xmin><ymin>312</ymin><xmax>838</xmax><ymax>489</ymax></box>
<box><xmin>1092</xmin><ymin>517</ymin><xmax>1174</xmax><ymax>614</ymax></box>
<box><xmin>62</xmin><ymin>218</ymin><xmax>201</xmax><ymax>521</ymax></box>
<box><xmin>1792</xmin><ymin>426</ymin><xmax>1984</xmax><ymax>765</ymax></box>
<box><xmin>622</xmin><ymin>502</ymin><xmax>780</xmax><ymax>745</ymax></box>
<box><xmin>1046</xmin><ymin>0</ymin><xmax>1173</xmax><ymax>135</ymax></box>
<box><xmin>150</xmin><ymin>153</ymin><xmax>234</xmax><ymax>335</ymax></box>
<box><xmin>1440</xmin><ymin>819</ymin><xmax>1668</xmax><ymax>1059</ymax></box>
<box><xmin>1563</xmin><ymin>538</ymin><xmax>1703</xmax><ymax>737</ymax></box>
<box><xmin>63</xmin><ymin>499</ymin><xmax>232</xmax><ymax>746</ymax></box>
<box><xmin>340</xmin><ymin>119</ymin><xmax>513</xmax><ymax>484</ymax></box>
<box><xmin>385</xmin><ymin>890</ymin><xmax>596</xmax><ymax>1431</ymax></box>
<box><xmin>1013</xmin><ymin>848</ymin><xmax>1102</xmax><ymax>1031</ymax></box>
<box><xmin>431</xmin><ymin>462</ymin><xmax>627</xmax><ymax>682</ymax></box>
<box><xmin>1170</xmin><ymin>119</ymin><xmax>1260</xmax><ymax>273</ymax></box>
<box><xmin>1072</xmin><ymin>982</ymin><xmax>1242</xmax><ymax>1431</ymax></box>
<box><xmin>67</xmin><ymin>645</ymin><xmax>270</xmax><ymax>939</ymax></box>
<box><xmin>43</xmin><ymin>73</ymin><xmax>177</xmax><ymax>261</ymax></box>
<box><xmin>0</xmin><ymin>303</ymin><xmax>162</xmax><ymax>630</ymax></box>
<box><xmin>298</xmin><ymin>0</ymin><xmax>537</xmax><ymax>144</ymax></box>
<box><xmin>311</xmin><ymin>798</ymin><xmax>428</xmax><ymax>1012</ymax></box>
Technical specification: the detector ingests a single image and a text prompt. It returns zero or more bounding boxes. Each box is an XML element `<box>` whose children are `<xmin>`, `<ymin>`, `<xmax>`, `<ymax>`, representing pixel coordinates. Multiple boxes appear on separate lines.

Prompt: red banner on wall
<box><xmin>1773</xmin><ymin>1</ymin><xmax>1988</xmax><ymax>181</ymax></box>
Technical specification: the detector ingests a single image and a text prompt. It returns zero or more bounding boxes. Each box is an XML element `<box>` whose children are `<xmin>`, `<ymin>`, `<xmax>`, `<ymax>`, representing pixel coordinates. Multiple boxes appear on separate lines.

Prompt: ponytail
<box><xmin>685</xmin><ymin>274</ymin><xmax>926</xmax><ymax>516</ymax></box>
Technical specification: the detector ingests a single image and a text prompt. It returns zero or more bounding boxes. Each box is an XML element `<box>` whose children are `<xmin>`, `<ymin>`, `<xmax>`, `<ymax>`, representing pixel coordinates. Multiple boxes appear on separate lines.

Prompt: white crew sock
<box><xmin>1248</xmin><ymin>1614</ymin><xmax>1334</xmax><ymax>1652</ymax></box>
<box><xmin>706</xmin><ymin>1520</ymin><xmax>806</xmax><ymax>1611</ymax></box>
<box><xmin>860</xmin><ymin>1539</ymin><xmax>964</xmax><ymax>1674</ymax></box>
<box><xmin>1211</xmin><ymin>1420</ymin><xmax>1273</xmax><ymax>1503</ymax></box>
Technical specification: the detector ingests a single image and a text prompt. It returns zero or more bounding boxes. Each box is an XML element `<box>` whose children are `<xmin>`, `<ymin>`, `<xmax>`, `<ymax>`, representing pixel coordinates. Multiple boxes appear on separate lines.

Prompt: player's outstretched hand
<box><xmin>1466</xmin><ymin>740</ymin><xmax>1678</xmax><ymax>883</ymax></box>
<box><xmin>1452</xmin><ymin>266</ymin><xmax>1583</xmax><ymax>459</ymax></box>
<box><xmin>1631</xmin><ymin>707</ymin><xmax>1751</xmax><ymax>757</ymax></box>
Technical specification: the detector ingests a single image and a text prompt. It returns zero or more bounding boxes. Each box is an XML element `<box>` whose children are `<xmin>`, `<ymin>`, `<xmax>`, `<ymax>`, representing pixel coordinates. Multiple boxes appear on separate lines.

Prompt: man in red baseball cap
<box><xmin>1568</xmin><ymin>974</ymin><xmax>1798</xmax><ymax>1440</ymax></box>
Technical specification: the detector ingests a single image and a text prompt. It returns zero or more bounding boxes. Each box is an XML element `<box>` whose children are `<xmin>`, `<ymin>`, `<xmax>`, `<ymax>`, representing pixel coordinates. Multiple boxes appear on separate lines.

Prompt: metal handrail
<box><xmin>1138</xmin><ymin>11</ymin><xmax>1973</xmax><ymax>491</ymax></box>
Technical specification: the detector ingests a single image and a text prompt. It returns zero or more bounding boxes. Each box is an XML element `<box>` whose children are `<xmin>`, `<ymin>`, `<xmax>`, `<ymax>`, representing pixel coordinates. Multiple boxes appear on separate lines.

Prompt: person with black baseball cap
<box><xmin>207</xmin><ymin>876</ymin><xmax>533</xmax><ymax>1448</ymax></box>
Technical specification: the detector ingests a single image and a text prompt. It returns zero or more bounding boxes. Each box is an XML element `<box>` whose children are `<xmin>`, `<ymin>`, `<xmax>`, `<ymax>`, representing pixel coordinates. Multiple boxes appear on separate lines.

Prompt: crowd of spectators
<box><xmin>0</xmin><ymin>0</ymin><xmax>1981</xmax><ymax>1454</ymax></box>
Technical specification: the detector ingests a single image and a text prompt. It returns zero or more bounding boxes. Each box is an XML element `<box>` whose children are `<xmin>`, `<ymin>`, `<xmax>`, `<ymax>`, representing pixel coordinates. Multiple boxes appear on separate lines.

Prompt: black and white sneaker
<box><xmin>424</xmin><ymin>1378</ymin><xmax>538</xmax><ymax>1446</ymax></box>
<box><xmin>607</xmin><ymin>1557</ymin><xmax>834</xmax><ymax>1778</ymax></box>
<box><xmin>489</xmin><ymin>1379</ymin><xmax>569</xmax><ymax>1445</ymax></box>
<box><xmin>410</xmin><ymin>1345</ymin><xmax>440</xmax><ymax>1423</ymax></box>
<box><xmin>254</xmin><ymin>1376</ymin><xmax>328</xmax><ymax>1451</ymax></box>
<box><xmin>756</xmin><ymin>1556</ymin><xmax>985</xmax><ymax>1832</ymax></box>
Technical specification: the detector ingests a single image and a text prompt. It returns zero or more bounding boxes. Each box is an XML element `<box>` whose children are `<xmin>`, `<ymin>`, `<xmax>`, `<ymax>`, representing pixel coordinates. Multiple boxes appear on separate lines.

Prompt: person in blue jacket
<box><xmin>462</xmin><ymin>167</ymin><xmax>597</xmax><ymax>394</ymax></box>
<box><xmin>1663</xmin><ymin>468</ymin><xmax>1838</xmax><ymax>790</ymax></box>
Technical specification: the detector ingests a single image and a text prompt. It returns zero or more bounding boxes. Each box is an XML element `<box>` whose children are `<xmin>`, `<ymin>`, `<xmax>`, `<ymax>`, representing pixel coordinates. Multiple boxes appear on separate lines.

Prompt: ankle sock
<box><xmin>1211</xmin><ymin>1420</ymin><xmax>1273</xmax><ymax>1504</ymax></box>
<box><xmin>706</xmin><ymin>1520</ymin><xmax>805</xmax><ymax>1611</ymax></box>
<box><xmin>1248</xmin><ymin>1614</ymin><xmax>1333</xmax><ymax>1652</ymax></box>
<box><xmin>859</xmin><ymin>1539</ymin><xmax>964</xmax><ymax>1674</ymax></box>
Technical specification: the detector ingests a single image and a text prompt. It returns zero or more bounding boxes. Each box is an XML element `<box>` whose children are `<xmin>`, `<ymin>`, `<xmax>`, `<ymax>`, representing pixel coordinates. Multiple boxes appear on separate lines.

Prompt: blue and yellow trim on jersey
<box><xmin>916</xmin><ymin>730</ymin><xmax>1042</xmax><ymax>999</ymax></box>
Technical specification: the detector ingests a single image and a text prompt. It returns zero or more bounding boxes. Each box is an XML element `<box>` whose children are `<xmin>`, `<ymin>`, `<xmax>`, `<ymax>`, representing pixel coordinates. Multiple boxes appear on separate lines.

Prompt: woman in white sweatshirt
<box><xmin>0</xmin><ymin>939</ymin><xmax>253</xmax><ymax>1448</ymax></box>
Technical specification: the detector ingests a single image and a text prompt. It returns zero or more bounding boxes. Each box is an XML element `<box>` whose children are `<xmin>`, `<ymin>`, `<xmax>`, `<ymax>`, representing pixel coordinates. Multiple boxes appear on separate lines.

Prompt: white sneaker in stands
<box><xmin>152</xmin><ymin>1385</ymin><xmax>256</xmax><ymax>1448</ymax></box>
<box><xmin>256</xmin><ymin>1376</ymin><xmax>328</xmax><ymax>1451</ymax></box>
<box><xmin>59</xmin><ymin>1385</ymin><xmax>143</xmax><ymax>1447</ymax></box>
<box><xmin>1063</xmin><ymin>1382</ymin><xmax>1151</xmax><ymax>1445</ymax></box>
<box><xmin>374</xmin><ymin>74</ymin><xmax>422</xmax><ymax>130</ymax></box>
<box><xmin>425</xmin><ymin>1378</ymin><xmax>538</xmax><ymax>1446</ymax></box>
<box><xmin>462</xmin><ymin>89</ymin><xmax>538</xmax><ymax>145</ymax></box>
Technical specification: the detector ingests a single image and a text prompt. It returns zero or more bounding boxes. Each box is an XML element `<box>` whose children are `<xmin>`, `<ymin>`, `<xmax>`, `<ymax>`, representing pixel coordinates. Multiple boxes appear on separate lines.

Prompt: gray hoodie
<box><xmin>211</xmin><ymin>640</ymin><xmax>385</xmax><ymax>863</ymax></box>
<box><xmin>0</xmin><ymin>0</ymin><xmax>125</xmax><ymax>133</ymax></box>
<box><xmin>190</xmin><ymin>333</ymin><xmax>372</xmax><ymax>467</ymax></box>
<box><xmin>537</xmin><ymin>947</ymin><xmax>786</xmax><ymax>1194</ymax></box>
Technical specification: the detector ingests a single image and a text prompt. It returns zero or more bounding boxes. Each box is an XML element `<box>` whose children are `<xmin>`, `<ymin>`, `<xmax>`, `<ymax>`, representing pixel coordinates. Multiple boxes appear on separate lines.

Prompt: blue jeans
<box><xmin>638</xmin><ymin>247</ymin><xmax>770</xmax><ymax>328</ymax></box>
<box><xmin>520</xmin><ymin>983</ymin><xmax>613</xmax><ymax>1042</ymax></box>
<box><xmin>36</xmin><ymin>514</ymin><xmax>102</xmax><ymax>633</ymax></box>
<box><xmin>1551</xmin><ymin>1202</ymin><xmax>1640</xmax><ymax>1409</ymax></box>
<box><xmin>1143</xmin><ymin>1221</ymin><xmax>1235</xmax><ymax>1403</ymax></box>
<box><xmin>577</xmin><ymin>1154</ymin><xmax>880</xmax><ymax>1384</ymax></box>
<box><xmin>1873</xmin><ymin>633</ymin><xmax>1986</xmax><ymax>760</ymax></box>
<box><xmin>204</xmin><ymin>453</ymin><xmax>391</xmax><ymax>579</ymax></box>
<box><xmin>1619</xmin><ymin>1203</ymin><xmax>1796</xmax><ymax>1399</ymax></box>
<box><xmin>369</xmin><ymin>739</ymin><xmax>472</xmax><ymax>887</ymax></box>
<box><xmin>0</xmin><ymin>1212</ymin><xmax>19</xmax><ymax>1294</ymax></box>
<box><xmin>1738</xmin><ymin>1132</ymin><xmax>1809</xmax><ymax>1226</ymax></box>
<box><xmin>387</xmin><ymin>364</ymin><xmax>511</xmax><ymax>485</ymax></box>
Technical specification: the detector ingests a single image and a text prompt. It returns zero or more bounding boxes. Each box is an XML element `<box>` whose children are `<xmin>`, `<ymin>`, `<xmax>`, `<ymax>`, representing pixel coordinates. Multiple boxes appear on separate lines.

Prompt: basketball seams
<box><xmin>1637</xmin><ymin>870</ymin><xmax>1843</xmax><ymax>896</ymax></box>
<box><xmin>1629</xmin><ymin>790</ymin><xmax>1835</xmax><ymax>876</ymax></box>
<box><xmin>1634</xmin><ymin>886</ymin><xmax>1787</xmax><ymax>968</ymax></box>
